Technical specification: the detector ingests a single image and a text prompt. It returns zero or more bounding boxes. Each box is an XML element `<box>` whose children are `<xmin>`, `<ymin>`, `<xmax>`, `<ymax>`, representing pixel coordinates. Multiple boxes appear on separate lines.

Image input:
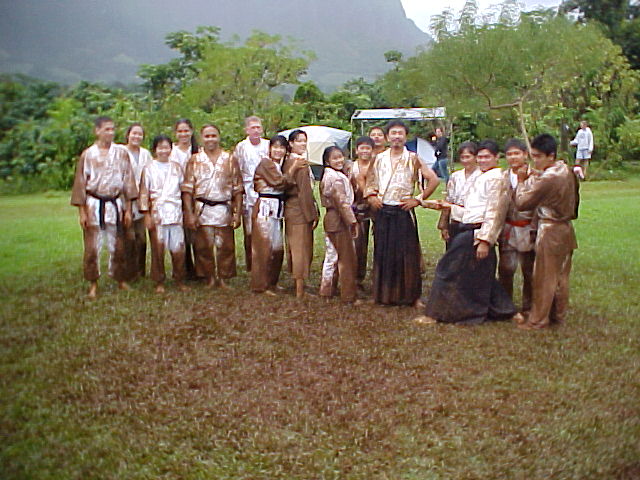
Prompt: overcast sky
<box><xmin>401</xmin><ymin>0</ymin><xmax>561</xmax><ymax>32</ymax></box>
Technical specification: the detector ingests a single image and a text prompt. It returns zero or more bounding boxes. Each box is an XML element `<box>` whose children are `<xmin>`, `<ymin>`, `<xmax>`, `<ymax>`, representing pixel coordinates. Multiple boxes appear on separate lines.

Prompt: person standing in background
<box><xmin>232</xmin><ymin>116</ymin><xmax>270</xmax><ymax>273</ymax></box>
<box><xmin>570</xmin><ymin>120</ymin><xmax>594</xmax><ymax>180</ymax></box>
<box><xmin>123</xmin><ymin>123</ymin><xmax>152</xmax><ymax>280</ymax></box>
<box><xmin>170</xmin><ymin>119</ymin><xmax>199</xmax><ymax>279</ymax></box>
<box><xmin>432</xmin><ymin>127</ymin><xmax>450</xmax><ymax>184</ymax></box>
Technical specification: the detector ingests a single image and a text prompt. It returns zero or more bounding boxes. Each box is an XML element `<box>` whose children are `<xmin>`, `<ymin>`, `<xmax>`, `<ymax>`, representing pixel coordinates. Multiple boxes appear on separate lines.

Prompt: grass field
<box><xmin>1</xmin><ymin>180</ymin><xmax>639</xmax><ymax>479</ymax></box>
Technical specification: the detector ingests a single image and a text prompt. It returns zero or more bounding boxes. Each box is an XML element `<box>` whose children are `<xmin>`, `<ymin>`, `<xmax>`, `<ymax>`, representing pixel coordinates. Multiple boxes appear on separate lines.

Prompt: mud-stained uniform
<box><xmin>139</xmin><ymin>159</ymin><xmax>186</xmax><ymax>284</ymax></box>
<box><xmin>515</xmin><ymin>161</ymin><xmax>579</xmax><ymax>328</ymax></box>
<box><xmin>181</xmin><ymin>150</ymin><xmax>243</xmax><ymax>281</ymax></box>
<box><xmin>319</xmin><ymin>167</ymin><xmax>358</xmax><ymax>302</ymax></box>
<box><xmin>70</xmin><ymin>143</ymin><xmax>137</xmax><ymax>282</ymax></box>
<box><xmin>233</xmin><ymin>137</ymin><xmax>270</xmax><ymax>272</ymax></box>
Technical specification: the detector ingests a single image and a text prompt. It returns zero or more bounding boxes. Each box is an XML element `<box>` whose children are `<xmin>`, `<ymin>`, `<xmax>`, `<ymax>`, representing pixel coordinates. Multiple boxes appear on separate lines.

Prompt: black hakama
<box><xmin>425</xmin><ymin>225</ymin><xmax>516</xmax><ymax>324</ymax></box>
<box><xmin>372</xmin><ymin>205</ymin><xmax>422</xmax><ymax>305</ymax></box>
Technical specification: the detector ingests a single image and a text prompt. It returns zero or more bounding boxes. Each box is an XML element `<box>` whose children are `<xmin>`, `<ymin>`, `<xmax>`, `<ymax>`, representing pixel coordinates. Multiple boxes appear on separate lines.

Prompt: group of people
<box><xmin>71</xmin><ymin>114</ymin><xmax>579</xmax><ymax>330</ymax></box>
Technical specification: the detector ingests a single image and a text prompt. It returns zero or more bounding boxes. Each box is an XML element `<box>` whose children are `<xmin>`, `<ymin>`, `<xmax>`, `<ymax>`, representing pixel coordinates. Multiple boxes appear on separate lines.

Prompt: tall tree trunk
<box><xmin>516</xmin><ymin>101</ymin><xmax>531</xmax><ymax>151</ymax></box>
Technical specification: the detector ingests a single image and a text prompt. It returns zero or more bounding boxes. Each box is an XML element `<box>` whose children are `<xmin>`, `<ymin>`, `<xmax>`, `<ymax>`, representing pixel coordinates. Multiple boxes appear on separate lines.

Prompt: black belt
<box><xmin>196</xmin><ymin>197</ymin><xmax>230</xmax><ymax>217</ymax></box>
<box><xmin>88</xmin><ymin>192</ymin><xmax>122</xmax><ymax>233</ymax></box>
<box><xmin>258</xmin><ymin>192</ymin><xmax>286</xmax><ymax>217</ymax></box>
<box><xmin>459</xmin><ymin>222</ymin><xmax>482</xmax><ymax>232</ymax></box>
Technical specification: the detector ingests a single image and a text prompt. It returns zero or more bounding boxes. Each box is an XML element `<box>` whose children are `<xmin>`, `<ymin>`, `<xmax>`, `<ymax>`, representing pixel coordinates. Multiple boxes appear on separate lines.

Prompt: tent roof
<box><xmin>351</xmin><ymin>108</ymin><xmax>446</xmax><ymax>121</ymax></box>
<box><xmin>278</xmin><ymin>125</ymin><xmax>352</xmax><ymax>165</ymax></box>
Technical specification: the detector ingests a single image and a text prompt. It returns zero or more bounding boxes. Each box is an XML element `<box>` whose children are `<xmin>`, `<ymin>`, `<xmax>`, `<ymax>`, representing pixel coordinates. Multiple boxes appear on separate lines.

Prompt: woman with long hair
<box><xmin>170</xmin><ymin>118</ymin><xmax>199</xmax><ymax>279</ymax></box>
<box><xmin>123</xmin><ymin>122</ymin><xmax>152</xmax><ymax>279</ymax></box>
<box><xmin>250</xmin><ymin>135</ymin><xmax>307</xmax><ymax>294</ymax></box>
<box><xmin>283</xmin><ymin>129</ymin><xmax>319</xmax><ymax>298</ymax></box>
<box><xmin>318</xmin><ymin>146</ymin><xmax>358</xmax><ymax>302</ymax></box>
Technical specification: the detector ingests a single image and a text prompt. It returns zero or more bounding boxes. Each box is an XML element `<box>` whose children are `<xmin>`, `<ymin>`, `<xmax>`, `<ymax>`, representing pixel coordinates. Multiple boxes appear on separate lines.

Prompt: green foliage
<box><xmin>138</xmin><ymin>26</ymin><xmax>222</xmax><ymax>100</ymax></box>
<box><xmin>0</xmin><ymin>76</ymin><xmax>145</xmax><ymax>190</ymax></box>
<box><xmin>560</xmin><ymin>0</ymin><xmax>640</xmax><ymax>68</ymax></box>
<box><xmin>383</xmin><ymin>50</ymin><xmax>403</xmax><ymax>64</ymax></box>
<box><xmin>616</xmin><ymin>117</ymin><xmax>640</xmax><ymax>161</ymax></box>
<box><xmin>0</xmin><ymin>74</ymin><xmax>60</xmax><ymax>135</ymax></box>
<box><xmin>378</xmin><ymin>0</ymin><xmax>639</xmax><ymax>160</ymax></box>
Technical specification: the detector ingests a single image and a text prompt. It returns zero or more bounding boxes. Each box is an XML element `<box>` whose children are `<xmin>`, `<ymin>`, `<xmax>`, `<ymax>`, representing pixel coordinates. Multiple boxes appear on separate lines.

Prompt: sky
<box><xmin>400</xmin><ymin>0</ymin><xmax>561</xmax><ymax>33</ymax></box>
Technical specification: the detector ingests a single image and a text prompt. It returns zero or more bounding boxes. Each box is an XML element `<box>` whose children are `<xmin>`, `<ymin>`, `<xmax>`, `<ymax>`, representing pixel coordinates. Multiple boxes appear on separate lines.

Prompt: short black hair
<box><xmin>531</xmin><ymin>134</ymin><xmax>557</xmax><ymax>158</ymax></box>
<box><xmin>384</xmin><ymin>120</ymin><xmax>409</xmax><ymax>135</ymax></box>
<box><xmin>477</xmin><ymin>139</ymin><xmax>499</xmax><ymax>156</ymax></box>
<box><xmin>356</xmin><ymin>136</ymin><xmax>374</xmax><ymax>148</ymax></box>
<box><xmin>504</xmin><ymin>138</ymin><xmax>528</xmax><ymax>153</ymax></box>
<box><xmin>94</xmin><ymin>116</ymin><xmax>113</xmax><ymax>128</ymax></box>
<box><xmin>151</xmin><ymin>134</ymin><xmax>172</xmax><ymax>154</ymax></box>
<box><xmin>288</xmin><ymin>129</ymin><xmax>307</xmax><ymax>143</ymax></box>
<box><xmin>457</xmin><ymin>141</ymin><xmax>477</xmax><ymax>156</ymax></box>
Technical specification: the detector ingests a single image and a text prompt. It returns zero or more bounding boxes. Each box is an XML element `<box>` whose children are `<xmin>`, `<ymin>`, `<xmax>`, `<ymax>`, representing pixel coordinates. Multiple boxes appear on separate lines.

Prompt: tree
<box><xmin>384</xmin><ymin>50</ymin><xmax>404</xmax><ymax>73</ymax></box>
<box><xmin>138</xmin><ymin>26</ymin><xmax>221</xmax><ymax>100</ymax></box>
<box><xmin>560</xmin><ymin>0</ymin><xmax>640</xmax><ymax>68</ymax></box>
<box><xmin>379</xmin><ymin>8</ymin><xmax>627</xmax><ymax>146</ymax></box>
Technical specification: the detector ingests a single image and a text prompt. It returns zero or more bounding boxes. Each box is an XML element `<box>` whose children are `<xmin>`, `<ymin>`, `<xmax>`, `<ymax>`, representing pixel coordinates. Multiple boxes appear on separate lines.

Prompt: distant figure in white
<box><xmin>570</xmin><ymin>120</ymin><xmax>594</xmax><ymax>180</ymax></box>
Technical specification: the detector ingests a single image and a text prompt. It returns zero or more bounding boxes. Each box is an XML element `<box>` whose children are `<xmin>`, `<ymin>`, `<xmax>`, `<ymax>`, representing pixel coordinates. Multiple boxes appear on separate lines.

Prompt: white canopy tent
<box><xmin>351</xmin><ymin>107</ymin><xmax>446</xmax><ymax>123</ymax></box>
<box><xmin>351</xmin><ymin>107</ymin><xmax>448</xmax><ymax>169</ymax></box>
<box><xmin>278</xmin><ymin>125</ymin><xmax>352</xmax><ymax>165</ymax></box>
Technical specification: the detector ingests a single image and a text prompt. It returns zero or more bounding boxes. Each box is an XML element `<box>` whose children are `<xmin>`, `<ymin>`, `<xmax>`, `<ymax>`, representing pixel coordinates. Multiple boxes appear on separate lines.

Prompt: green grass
<box><xmin>1</xmin><ymin>181</ymin><xmax>639</xmax><ymax>479</ymax></box>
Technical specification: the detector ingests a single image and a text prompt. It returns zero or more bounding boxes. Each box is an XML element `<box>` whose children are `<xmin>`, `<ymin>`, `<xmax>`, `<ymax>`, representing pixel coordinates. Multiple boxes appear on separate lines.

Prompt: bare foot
<box><xmin>155</xmin><ymin>284</ymin><xmax>166</xmax><ymax>294</ymax></box>
<box><xmin>218</xmin><ymin>279</ymin><xmax>231</xmax><ymax>290</ymax></box>
<box><xmin>87</xmin><ymin>282</ymin><xmax>98</xmax><ymax>299</ymax></box>
<box><xmin>264</xmin><ymin>289</ymin><xmax>277</xmax><ymax>296</ymax></box>
<box><xmin>205</xmin><ymin>277</ymin><xmax>216</xmax><ymax>288</ymax></box>
<box><xmin>413</xmin><ymin>298</ymin><xmax>426</xmax><ymax>309</ymax></box>
<box><xmin>118</xmin><ymin>281</ymin><xmax>131</xmax><ymax>291</ymax></box>
<box><xmin>296</xmin><ymin>279</ymin><xmax>305</xmax><ymax>299</ymax></box>
<box><xmin>412</xmin><ymin>315</ymin><xmax>438</xmax><ymax>325</ymax></box>
<box><xmin>177</xmin><ymin>283</ymin><xmax>190</xmax><ymax>292</ymax></box>
<box><xmin>511</xmin><ymin>312</ymin><xmax>526</xmax><ymax>325</ymax></box>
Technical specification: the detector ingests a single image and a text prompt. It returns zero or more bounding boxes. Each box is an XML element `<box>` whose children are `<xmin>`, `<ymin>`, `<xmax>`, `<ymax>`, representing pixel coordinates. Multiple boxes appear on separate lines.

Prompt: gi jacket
<box><xmin>70</xmin><ymin>143</ymin><xmax>137</xmax><ymax>227</ymax></box>
<box><xmin>181</xmin><ymin>150</ymin><xmax>243</xmax><ymax>227</ymax></box>
<box><xmin>516</xmin><ymin>161</ymin><xmax>579</xmax><ymax>254</ymax></box>
<box><xmin>321</xmin><ymin>167</ymin><xmax>357</xmax><ymax>233</ymax></box>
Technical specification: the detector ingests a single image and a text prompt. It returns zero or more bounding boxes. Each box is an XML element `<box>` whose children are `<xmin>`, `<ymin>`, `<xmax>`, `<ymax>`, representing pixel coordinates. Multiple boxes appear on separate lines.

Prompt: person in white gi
<box><xmin>138</xmin><ymin>135</ymin><xmax>187</xmax><ymax>293</ymax></box>
<box><xmin>232</xmin><ymin>115</ymin><xmax>270</xmax><ymax>272</ymax></box>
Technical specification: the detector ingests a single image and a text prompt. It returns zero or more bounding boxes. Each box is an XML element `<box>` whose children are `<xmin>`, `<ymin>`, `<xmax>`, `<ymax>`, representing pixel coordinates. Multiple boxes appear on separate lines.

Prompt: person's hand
<box><xmin>350</xmin><ymin>222</ymin><xmax>359</xmax><ymax>239</ymax></box>
<box><xmin>440</xmin><ymin>228</ymin><xmax>450</xmax><ymax>242</ymax></box>
<box><xmin>400</xmin><ymin>198</ymin><xmax>420</xmax><ymax>211</ymax></box>
<box><xmin>368</xmin><ymin>196</ymin><xmax>383</xmax><ymax>212</ymax></box>
<box><xmin>78</xmin><ymin>208</ymin><xmax>88</xmax><ymax>229</ymax></box>
<box><xmin>123</xmin><ymin>210</ymin><xmax>132</xmax><ymax>229</ymax></box>
<box><xmin>516</xmin><ymin>165</ymin><xmax>530</xmax><ymax>183</ymax></box>
<box><xmin>476</xmin><ymin>240</ymin><xmax>490</xmax><ymax>260</ymax></box>
<box><xmin>312</xmin><ymin>217</ymin><xmax>319</xmax><ymax>230</ymax></box>
<box><xmin>184</xmin><ymin>212</ymin><xmax>197</xmax><ymax>230</ymax></box>
<box><xmin>422</xmin><ymin>199</ymin><xmax>445</xmax><ymax>210</ymax></box>
<box><xmin>232</xmin><ymin>213</ymin><xmax>242</xmax><ymax>229</ymax></box>
<box><xmin>144</xmin><ymin>214</ymin><xmax>155</xmax><ymax>231</ymax></box>
<box><xmin>292</xmin><ymin>156</ymin><xmax>309</xmax><ymax>171</ymax></box>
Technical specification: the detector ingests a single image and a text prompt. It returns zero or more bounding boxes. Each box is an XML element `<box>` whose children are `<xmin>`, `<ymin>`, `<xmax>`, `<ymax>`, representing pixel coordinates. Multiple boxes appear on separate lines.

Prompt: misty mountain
<box><xmin>0</xmin><ymin>0</ymin><xmax>431</xmax><ymax>91</ymax></box>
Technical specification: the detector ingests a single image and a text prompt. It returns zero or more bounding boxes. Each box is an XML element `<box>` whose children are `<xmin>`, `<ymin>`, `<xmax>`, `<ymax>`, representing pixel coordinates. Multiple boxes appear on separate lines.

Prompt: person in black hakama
<box><xmin>416</xmin><ymin>140</ymin><xmax>519</xmax><ymax>325</ymax></box>
<box><xmin>365</xmin><ymin>120</ymin><xmax>439</xmax><ymax>306</ymax></box>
